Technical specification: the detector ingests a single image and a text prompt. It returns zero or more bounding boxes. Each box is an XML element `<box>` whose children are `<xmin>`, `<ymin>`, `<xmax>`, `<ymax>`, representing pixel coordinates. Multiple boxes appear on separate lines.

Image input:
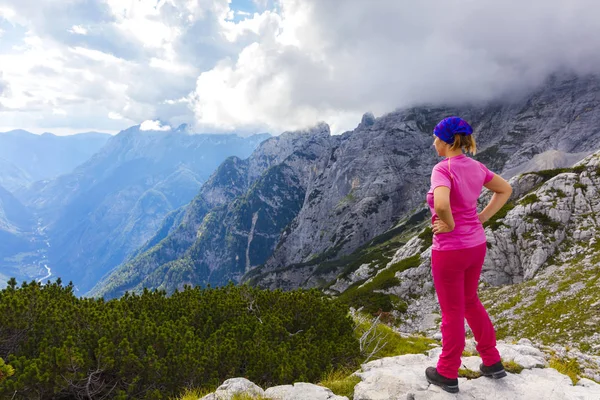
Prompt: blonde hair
<box><xmin>449</xmin><ymin>134</ymin><xmax>477</xmax><ymax>155</ymax></box>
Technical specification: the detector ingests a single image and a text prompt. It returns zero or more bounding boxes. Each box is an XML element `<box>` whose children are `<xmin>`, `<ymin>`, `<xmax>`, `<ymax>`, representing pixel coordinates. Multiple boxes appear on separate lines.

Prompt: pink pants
<box><xmin>431</xmin><ymin>243</ymin><xmax>501</xmax><ymax>379</ymax></box>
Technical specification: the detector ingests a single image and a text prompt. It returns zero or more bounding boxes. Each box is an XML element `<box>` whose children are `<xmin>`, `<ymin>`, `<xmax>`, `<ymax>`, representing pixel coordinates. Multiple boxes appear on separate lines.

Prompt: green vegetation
<box><xmin>547</xmin><ymin>188</ymin><xmax>567</xmax><ymax>199</ymax></box>
<box><xmin>503</xmin><ymin>360</ymin><xmax>524</xmax><ymax>374</ymax></box>
<box><xmin>458</xmin><ymin>368</ymin><xmax>481</xmax><ymax>379</ymax></box>
<box><xmin>526</xmin><ymin>212</ymin><xmax>561</xmax><ymax>231</ymax></box>
<box><xmin>520</xmin><ymin>193</ymin><xmax>539</xmax><ymax>206</ymax></box>
<box><xmin>0</xmin><ymin>358</ymin><xmax>14</xmax><ymax>384</ymax></box>
<box><xmin>179</xmin><ymin>313</ymin><xmax>438</xmax><ymax>400</ymax></box>
<box><xmin>359</xmin><ymin>322</ymin><xmax>437</xmax><ymax>358</ymax></box>
<box><xmin>481</xmin><ymin>260</ymin><xmax>600</xmax><ymax>355</ymax></box>
<box><xmin>549</xmin><ymin>356</ymin><xmax>581</xmax><ymax>385</ymax></box>
<box><xmin>0</xmin><ymin>280</ymin><xmax>360</xmax><ymax>399</ymax></box>
<box><xmin>175</xmin><ymin>387</ymin><xmax>214</xmax><ymax>400</ymax></box>
<box><xmin>525</xmin><ymin>168</ymin><xmax>572</xmax><ymax>181</ymax></box>
<box><xmin>338</xmin><ymin>254</ymin><xmax>421</xmax><ymax>315</ymax></box>
<box><xmin>319</xmin><ymin>369</ymin><xmax>361</xmax><ymax>399</ymax></box>
<box><xmin>483</xmin><ymin>202</ymin><xmax>516</xmax><ymax>231</ymax></box>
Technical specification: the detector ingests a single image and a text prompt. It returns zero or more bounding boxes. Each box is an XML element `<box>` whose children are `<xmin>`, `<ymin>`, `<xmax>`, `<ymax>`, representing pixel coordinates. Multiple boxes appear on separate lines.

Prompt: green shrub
<box><xmin>0</xmin><ymin>281</ymin><xmax>360</xmax><ymax>399</ymax></box>
<box><xmin>338</xmin><ymin>255</ymin><xmax>421</xmax><ymax>315</ymax></box>
<box><xmin>527</xmin><ymin>212</ymin><xmax>561</xmax><ymax>231</ymax></box>
<box><xmin>484</xmin><ymin>202</ymin><xmax>516</xmax><ymax>231</ymax></box>
<box><xmin>519</xmin><ymin>194</ymin><xmax>539</xmax><ymax>206</ymax></box>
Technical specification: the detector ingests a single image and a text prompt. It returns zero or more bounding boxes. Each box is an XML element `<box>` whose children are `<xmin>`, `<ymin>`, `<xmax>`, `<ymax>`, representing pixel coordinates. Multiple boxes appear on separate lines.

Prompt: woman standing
<box><xmin>424</xmin><ymin>117</ymin><xmax>513</xmax><ymax>393</ymax></box>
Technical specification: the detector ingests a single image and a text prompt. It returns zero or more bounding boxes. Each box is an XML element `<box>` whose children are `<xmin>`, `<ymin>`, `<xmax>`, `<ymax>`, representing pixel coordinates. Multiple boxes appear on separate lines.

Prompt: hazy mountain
<box><xmin>13</xmin><ymin>124</ymin><xmax>270</xmax><ymax>293</ymax></box>
<box><xmin>0</xmin><ymin>130</ymin><xmax>110</xmax><ymax>191</ymax></box>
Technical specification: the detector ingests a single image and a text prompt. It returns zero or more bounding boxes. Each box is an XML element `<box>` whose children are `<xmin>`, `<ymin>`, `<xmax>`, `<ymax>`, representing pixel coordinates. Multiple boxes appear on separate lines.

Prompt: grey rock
<box><xmin>264</xmin><ymin>382</ymin><xmax>348</xmax><ymax>399</ymax></box>
<box><xmin>354</xmin><ymin>347</ymin><xmax>600</xmax><ymax>400</ymax></box>
<box><xmin>200</xmin><ymin>378</ymin><xmax>265</xmax><ymax>399</ymax></box>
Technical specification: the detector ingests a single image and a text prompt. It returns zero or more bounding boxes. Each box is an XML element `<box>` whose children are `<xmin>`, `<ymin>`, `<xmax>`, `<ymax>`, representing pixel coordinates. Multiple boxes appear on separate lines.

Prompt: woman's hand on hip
<box><xmin>432</xmin><ymin>219</ymin><xmax>454</xmax><ymax>234</ymax></box>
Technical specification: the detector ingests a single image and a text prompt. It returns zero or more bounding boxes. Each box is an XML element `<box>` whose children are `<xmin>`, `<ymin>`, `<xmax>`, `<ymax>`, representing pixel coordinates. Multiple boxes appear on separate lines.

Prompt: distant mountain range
<box><xmin>0</xmin><ymin>130</ymin><xmax>110</xmax><ymax>192</ymax></box>
<box><xmin>0</xmin><ymin>124</ymin><xmax>271</xmax><ymax>292</ymax></box>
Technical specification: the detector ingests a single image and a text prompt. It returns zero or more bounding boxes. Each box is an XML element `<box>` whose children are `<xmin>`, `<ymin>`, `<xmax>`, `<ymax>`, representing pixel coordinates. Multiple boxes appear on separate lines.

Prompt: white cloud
<box><xmin>68</xmin><ymin>25</ymin><xmax>87</xmax><ymax>35</ymax></box>
<box><xmin>0</xmin><ymin>6</ymin><xmax>16</xmax><ymax>20</ymax></box>
<box><xmin>190</xmin><ymin>0</ymin><xmax>600</xmax><ymax>134</ymax></box>
<box><xmin>52</xmin><ymin>108</ymin><xmax>67</xmax><ymax>115</ymax></box>
<box><xmin>140</xmin><ymin>119</ymin><xmax>171</xmax><ymax>131</ymax></box>
<box><xmin>108</xmin><ymin>112</ymin><xmax>123</xmax><ymax>120</ymax></box>
<box><xmin>0</xmin><ymin>0</ymin><xmax>247</xmax><ymax>133</ymax></box>
<box><xmin>2</xmin><ymin>0</ymin><xmax>600</xmax><ymax>136</ymax></box>
<box><xmin>70</xmin><ymin>46</ymin><xmax>124</xmax><ymax>64</ymax></box>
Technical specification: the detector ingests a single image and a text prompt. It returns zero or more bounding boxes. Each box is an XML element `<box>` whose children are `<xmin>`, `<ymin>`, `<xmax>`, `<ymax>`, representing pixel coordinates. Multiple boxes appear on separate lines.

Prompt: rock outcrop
<box><xmin>197</xmin><ymin>341</ymin><xmax>600</xmax><ymax>400</ymax></box>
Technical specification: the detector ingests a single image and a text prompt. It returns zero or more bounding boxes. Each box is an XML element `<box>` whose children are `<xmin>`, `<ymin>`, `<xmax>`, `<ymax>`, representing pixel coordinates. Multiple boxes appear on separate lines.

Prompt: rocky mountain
<box><xmin>0</xmin><ymin>129</ymin><xmax>110</xmax><ymax>192</ymax></box>
<box><xmin>94</xmin><ymin>73</ymin><xmax>600</xmax><ymax>298</ymax></box>
<box><xmin>6</xmin><ymin>125</ymin><xmax>270</xmax><ymax>292</ymax></box>
<box><xmin>247</xmin><ymin>73</ymin><xmax>600</xmax><ymax>288</ymax></box>
<box><xmin>91</xmin><ymin>123</ymin><xmax>338</xmax><ymax>298</ymax></box>
<box><xmin>0</xmin><ymin>184</ymin><xmax>35</xmax><ymax>253</ymax></box>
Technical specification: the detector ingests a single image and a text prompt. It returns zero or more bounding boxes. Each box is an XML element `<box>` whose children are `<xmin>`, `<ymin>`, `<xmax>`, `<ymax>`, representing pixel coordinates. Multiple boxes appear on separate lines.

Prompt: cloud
<box><xmin>0</xmin><ymin>72</ymin><xmax>8</xmax><ymax>96</ymax></box>
<box><xmin>2</xmin><ymin>0</ymin><xmax>600</xmax><ymax>135</ymax></box>
<box><xmin>108</xmin><ymin>112</ymin><xmax>123</xmax><ymax>120</ymax></box>
<box><xmin>190</xmin><ymin>0</ymin><xmax>600</xmax><ymax>134</ymax></box>
<box><xmin>0</xmin><ymin>0</ymin><xmax>260</xmax><ymax>133</ymax></box>
<box><xmin>140</xmin><ymin>119</ymin><xmax>171</xmax><ymax>131</ymax></box>
<box><xmin>69</xmin><ymin>25</ymin><xmax>87</xmax><ymax>35</ymax></box>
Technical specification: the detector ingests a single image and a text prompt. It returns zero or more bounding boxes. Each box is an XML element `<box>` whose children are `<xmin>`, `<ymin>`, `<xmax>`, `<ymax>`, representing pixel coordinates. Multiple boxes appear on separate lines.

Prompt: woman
<box><xmin>424</xmin><ymin>116</ymin><xmax>513</xmax><ymax>393</ymax></box>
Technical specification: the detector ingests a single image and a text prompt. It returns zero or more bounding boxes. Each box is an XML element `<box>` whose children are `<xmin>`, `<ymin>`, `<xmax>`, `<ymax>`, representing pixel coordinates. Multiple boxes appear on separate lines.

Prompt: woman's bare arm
<box><xmin>433</xmin><ymin>186</ymin><xmax>455</xmax><ymax>230</ymax></box>
<box><xmin>479</xmin><ymin>175</ymin><xmax>513</xmax><ymax>223</ymax></box>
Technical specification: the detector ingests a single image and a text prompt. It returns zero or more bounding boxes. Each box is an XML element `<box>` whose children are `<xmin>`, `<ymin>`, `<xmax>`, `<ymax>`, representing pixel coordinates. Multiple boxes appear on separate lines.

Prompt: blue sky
<box><xmin>0</xmin><ymin>0</ymin><xmax>599</xmax><ymax>136</ymax></box>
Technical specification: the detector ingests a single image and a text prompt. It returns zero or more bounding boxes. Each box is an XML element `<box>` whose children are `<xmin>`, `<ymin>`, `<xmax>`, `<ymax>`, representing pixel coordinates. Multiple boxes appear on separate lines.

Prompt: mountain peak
<box><xmin>3</xmin><ymin>129</ymin><xmax>35</xmax><ymax>136</ymax></box>
<box><xmin>359</xmin><ymin>112</ymin><xmax>376</xmax><ymax>129</ymax></box>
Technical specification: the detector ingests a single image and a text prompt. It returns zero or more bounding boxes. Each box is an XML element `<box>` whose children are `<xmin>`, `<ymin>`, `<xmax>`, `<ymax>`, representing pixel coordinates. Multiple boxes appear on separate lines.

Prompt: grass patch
<box><xmin>417</xmin><ymin>227</ymin><xmax>433</xmax><ymax>251</ymax></box>
<box><xmin>483</xmin><ymin>202</ymin><xmax>515</xmax><ymax>231</ymax></box>
<box><xmin>503</xmin><ymin>360</ymin><xmax>524</xmax><ymax>374</ymax></box>
<box><xmin>354</xmin><ymin>315</ymin><xmax>438</xmax><ymax>359</ymax></box>
<box><xmin>458</xmin><ymin>368</ymin><xmax>482</xmax><ymax>380</ymax></box>
<box><xmin>319</xmin><ymin>369</ymin><xmax>361</xmax><ymax>399</ymax></box>
<box><xmin>174</xmin><ymin>387</ymin><xmax>215</xmax><ymax>400</ymax></box>
<box><xmin>526</xmin><ymin>212</ymin><xmax>561</xmax><ymax>231</ymax></box>
<box><xmin>520</xmin><ymin>193</ymin><xmax>539</xmax><ymax>206</ymax></box>
<box><xmin>547</xmin><ymin>188</ymin><xmax>567</xmax><ymax>198</ymax></box>
<box><xmin>338</xmin><ymin>254</ymin><xmax>421</xmax><ymax>315</ymax></box>
<box><xmin>549</xmin><ymin>356</ymin><xmax>581</xmax><ymax>385</ymax></box>
<box><xmin>525</xmin><ymin>168</ymin><xmax>572</xmax><ymax>181</ymax></box>
<box><xmin>482</xmin><ymin>260</ymin><xmax>600</xmax><ymax>355</ymax></box>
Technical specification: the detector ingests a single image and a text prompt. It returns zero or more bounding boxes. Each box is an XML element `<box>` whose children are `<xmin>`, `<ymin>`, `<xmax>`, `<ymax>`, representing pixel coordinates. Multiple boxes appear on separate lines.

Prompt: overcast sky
<box><xmin>1</xmin><ymin>0</ymin><xmax>599</xmax><ymax>135</ymax></box>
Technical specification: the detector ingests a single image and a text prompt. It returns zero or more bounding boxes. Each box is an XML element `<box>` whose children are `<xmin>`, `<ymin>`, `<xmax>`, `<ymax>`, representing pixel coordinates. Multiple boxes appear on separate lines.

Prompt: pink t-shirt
<box><xmin>426</xmin><ymin>154</ymin><xmax>495</xmax><ymax>251</ymax></box>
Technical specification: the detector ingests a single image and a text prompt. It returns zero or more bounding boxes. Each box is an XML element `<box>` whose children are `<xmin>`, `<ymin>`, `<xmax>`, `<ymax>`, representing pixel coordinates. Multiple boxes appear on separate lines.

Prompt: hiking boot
<box><xmin>479</xmin><ymin>361</ymin><xmax>507</xmax><ymax>379</ymax></box>
<box><xmin>425</xmin><ymin>367</ymin><xmax>459</xmax><ymax>393</ymax></box>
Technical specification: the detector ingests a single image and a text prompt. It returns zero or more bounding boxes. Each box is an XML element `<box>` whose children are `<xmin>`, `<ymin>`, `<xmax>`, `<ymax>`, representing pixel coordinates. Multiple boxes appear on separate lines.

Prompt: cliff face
<box><xmin>247</xmin><ymin>74</ymin><xmax>600</xmax><ymax>289</ymax></box>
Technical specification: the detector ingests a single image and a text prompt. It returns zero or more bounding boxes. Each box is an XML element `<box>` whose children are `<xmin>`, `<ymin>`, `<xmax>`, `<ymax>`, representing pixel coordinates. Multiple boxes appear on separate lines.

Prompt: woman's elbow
<box><xmin>434</xmin><ymin>204</ymin><xmax>450</xmax><ymax>215</ymax></box>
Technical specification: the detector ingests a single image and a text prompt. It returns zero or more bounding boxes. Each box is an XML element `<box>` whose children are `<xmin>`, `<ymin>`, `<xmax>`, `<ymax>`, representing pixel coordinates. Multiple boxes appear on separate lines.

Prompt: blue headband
<box><xmin>433</xmin><ymin>117</ymin><xmax>473</xmax><ymax>145</ymax></box>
